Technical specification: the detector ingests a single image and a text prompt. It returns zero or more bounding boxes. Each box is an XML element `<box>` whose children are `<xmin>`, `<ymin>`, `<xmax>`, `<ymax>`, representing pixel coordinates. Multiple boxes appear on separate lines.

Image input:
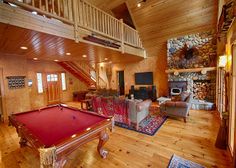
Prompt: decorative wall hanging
<box><xmin>6</xmin><ymin>76</ymin><xmax>26</xmax><ymax>89</ymax></box>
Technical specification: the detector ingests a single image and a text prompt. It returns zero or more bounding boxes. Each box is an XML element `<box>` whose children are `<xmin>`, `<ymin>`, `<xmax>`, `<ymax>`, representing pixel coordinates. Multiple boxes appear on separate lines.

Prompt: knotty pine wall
<box><xmin>109</xmin><ymin>52</ymin><xmax>168</xmax><ymax>97</ymax></box>
<box><xmin>0</xmin><ymin>54</ymin><xmax>87</xmax><ymax>121</ymax></box>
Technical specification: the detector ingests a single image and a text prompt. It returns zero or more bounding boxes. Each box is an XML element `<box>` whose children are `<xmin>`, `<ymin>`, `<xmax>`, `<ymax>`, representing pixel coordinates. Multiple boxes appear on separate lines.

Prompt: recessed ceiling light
<box><xmin>104</xmin><ymin>58</ymin><xmax>108</xmax><ymax>60</ymax></box>
<box><xmin>137</xmin><ymin>3</ymin><xmax>141</xmax><ymax>7</ymax></box>
<box><xmin>54</xmin><ymin>59</ymin><xmax>59</xmax><ymax>62</ymax></box>
<box><xmin>20</xmin><ymin>46</ymin><xmax>28</xmax><ymax>50</ymax></box>
<box><xmin>33</xmin><ymin>58</ymin><xmax>38</xmax><ymax>60</ymax></box>
<box><xmin>82</xmin><ymin>55</ymin><xmax>87</xmax><ymax>58</ymax></box>
<box><xmin>32</xmin><ymin>11</ymin><xmax>37</xmax><ymax>15</ymax></box>
<box><xmin>66</xmin><ymin>52</ymin><xmax>71</xmax><ymax>55</ymax></box>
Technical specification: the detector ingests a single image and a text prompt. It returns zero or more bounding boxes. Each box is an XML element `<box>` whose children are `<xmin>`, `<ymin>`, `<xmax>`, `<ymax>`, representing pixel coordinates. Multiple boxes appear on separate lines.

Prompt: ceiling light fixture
<box><xmin>82</xmin><ymin>55</ymin><xmax>87</xmax><ymax>58</ymax></box>
<box><xmin>54</xmin><ymin>59</ymin><xmax>59</xmax><ymax>62</ymax></box>
<box><xmin>20</xmin><ymin>46</ymin><xmax>28</xmax><ymax>50</ymax></box>
<box><xmin>137</xmin><ymin>0</ymin><xmax>147</xmax><ymax>8</ymax></box>
<box><xmin>66</xmin><ymin>52</ymin><xmax>71</xmax><ymax>55</ymax></box>
<box><xmin>33</xmin><ymin>58</ymin><xmax>38</xmax><ymax>60</ymax></box>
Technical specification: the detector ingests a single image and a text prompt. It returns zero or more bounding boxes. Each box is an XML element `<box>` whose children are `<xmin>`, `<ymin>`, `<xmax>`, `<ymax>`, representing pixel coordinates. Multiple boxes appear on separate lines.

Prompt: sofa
<box><xmin>91</xmin><ymin>96</ymin><xmax>152</xmax><ymax>129</ymax></box>
<box><xmin>91</xmin><ymin>96</ymin><xmax>129</xmax><ymax>124</ymax></box>
<box><xmin>126</xmin><ymin>99</ymin><xmax>152</xmax><ymax>129</ymax></box>
<box><xmin>160</xmin><ymin>92</ymin><xmax>192</xmax><ymax>122</ymax></box>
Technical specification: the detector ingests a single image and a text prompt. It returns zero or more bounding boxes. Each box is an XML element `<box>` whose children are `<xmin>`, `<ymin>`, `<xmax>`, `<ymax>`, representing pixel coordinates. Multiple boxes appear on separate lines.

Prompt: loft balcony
<box><xmin>0</xmin><ymin>0</ymin><xmax>146</xmax><ymax>59</ymax></box>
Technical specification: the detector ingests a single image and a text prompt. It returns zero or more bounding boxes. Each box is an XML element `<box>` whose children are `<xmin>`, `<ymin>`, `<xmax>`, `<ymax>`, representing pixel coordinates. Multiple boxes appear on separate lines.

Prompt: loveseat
<box><xmin>160</xmin><ymin>92</ymin><xmax>192</xmax><ymax>122</ymax></box>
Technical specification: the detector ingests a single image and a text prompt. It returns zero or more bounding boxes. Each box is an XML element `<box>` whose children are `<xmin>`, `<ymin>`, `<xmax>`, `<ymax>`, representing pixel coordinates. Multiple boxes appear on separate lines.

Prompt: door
<box><xmin>46</xmin><ymin>73</ymin><xmax>60</xmax><ymax>104</ymax></box>
<box><xmin>117</xmin><ymin>71</ymin><xmax>125</xmax><ymax>95</ymax></box>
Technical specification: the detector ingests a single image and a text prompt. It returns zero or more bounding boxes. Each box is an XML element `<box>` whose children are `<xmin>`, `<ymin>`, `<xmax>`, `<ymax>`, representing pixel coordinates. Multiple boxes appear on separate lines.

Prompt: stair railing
<box><xmin>3</xmin><ymin>0</ymin><xmax>143</xmax><ymax>49</ymax></box>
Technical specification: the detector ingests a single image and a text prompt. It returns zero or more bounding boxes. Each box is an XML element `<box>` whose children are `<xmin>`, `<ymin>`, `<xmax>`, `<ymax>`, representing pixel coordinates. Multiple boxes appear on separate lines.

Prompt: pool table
<box><xmin>9</xmin><ymin>104</ymin><xmax>114</xmax><ymax>168</ymax></box>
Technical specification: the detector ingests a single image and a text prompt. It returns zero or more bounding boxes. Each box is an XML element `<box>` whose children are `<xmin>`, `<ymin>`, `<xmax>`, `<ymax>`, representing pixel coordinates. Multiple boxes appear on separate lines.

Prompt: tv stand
<box><xmin>129</xmin><ymin>85</ymin><xmax>156</xmax><ymax>101</ymax></box>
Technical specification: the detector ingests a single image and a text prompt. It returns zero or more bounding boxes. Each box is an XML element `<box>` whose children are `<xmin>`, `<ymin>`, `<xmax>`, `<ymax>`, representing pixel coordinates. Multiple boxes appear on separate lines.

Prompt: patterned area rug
<box><xmin>168</xmin><ymin>154</ymin><xmax>204</xmax><ymax>168</ymax></box>
<box><xmin>115</xmin><ymin>112</ymin><xmax>167</xmax><ymax>136</ymax></box>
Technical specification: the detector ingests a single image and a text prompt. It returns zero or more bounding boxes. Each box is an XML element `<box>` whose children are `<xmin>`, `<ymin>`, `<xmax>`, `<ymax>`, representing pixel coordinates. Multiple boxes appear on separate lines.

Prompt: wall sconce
<box><xmin>219</xmin><ymin>55</ymin><xmax>227</xmax><ymax>68</ymax></box>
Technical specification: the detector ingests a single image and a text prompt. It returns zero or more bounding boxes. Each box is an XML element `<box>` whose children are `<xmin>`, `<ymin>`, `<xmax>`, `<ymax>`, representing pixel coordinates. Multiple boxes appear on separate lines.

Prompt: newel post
<box><xmin>120</xmin><ymin>19</ymin><xmax>124</xmax><ymax>54</ymax></box>
<box><xmin>73</xmin><ymin>0</ymin><xmax>79</xmax><ymax>43</ymax></box>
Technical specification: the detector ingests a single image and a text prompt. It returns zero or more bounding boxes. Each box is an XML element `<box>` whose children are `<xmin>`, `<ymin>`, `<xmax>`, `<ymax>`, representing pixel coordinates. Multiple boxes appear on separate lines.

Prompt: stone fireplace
<box><xmin>167</xmin><ymin>31</ymin><xmax>217</xmax><ymax>110</ymax></box>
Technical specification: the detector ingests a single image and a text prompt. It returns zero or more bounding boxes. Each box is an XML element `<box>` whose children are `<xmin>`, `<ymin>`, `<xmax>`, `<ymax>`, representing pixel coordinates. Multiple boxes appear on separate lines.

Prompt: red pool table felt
<box><xmin>14</xmin><ymin>106</ymin><xmax>108</xmax><ymax>147</ymax></box>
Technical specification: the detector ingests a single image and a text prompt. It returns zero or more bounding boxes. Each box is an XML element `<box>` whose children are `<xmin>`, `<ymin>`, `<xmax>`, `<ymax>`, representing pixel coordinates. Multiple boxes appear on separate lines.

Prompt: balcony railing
<box><xmin>3</xmin><ymin>0</ymin><xmax>143</xmax><ymax>49</ymax></box>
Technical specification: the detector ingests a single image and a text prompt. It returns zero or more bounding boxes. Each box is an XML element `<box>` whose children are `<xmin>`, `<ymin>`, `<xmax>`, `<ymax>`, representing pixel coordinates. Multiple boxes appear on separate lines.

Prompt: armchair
<box><xmin>127</xmin><ymin>99</ymin><xmax>152</xmax><ymax>130</ymax></box>
<box><xmin>160</xmin><ymin>92</ymin><xmax>192</xmax><ymax>122</ymax></box>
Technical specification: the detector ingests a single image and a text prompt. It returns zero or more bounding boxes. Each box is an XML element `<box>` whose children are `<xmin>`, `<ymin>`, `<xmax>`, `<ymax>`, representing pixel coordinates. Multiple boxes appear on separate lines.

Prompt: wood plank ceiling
<box><xmin>0</xmin><ymin>23</ymin><xmax>143</xmax><ymax>63</ymax></box>
<box><xmin>86</xmin><ymin>0</ymin><xmax>218</xmax><ymax>57</ymax></box>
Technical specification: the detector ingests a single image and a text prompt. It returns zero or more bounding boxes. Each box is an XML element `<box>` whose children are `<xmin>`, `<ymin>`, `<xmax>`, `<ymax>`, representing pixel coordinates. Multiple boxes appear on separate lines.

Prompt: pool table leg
<box><xmin>97</xmin><ymin>131</ymin><xmax>109</xmax><ymax>158</ymax></box>
<box><xmin>19</xmin><ymin>137</ymin><xmax>27</xmax><ymax>147</ymax></box>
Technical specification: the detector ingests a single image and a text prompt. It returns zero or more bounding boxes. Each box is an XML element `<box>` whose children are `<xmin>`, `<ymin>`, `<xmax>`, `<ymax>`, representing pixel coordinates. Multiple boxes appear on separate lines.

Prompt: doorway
<box><xmin>46</xmin><ymin>73</ymin><xmax>61</xmax><ymax>104</ymax></box>
<box><xmin>117</xmin><ymin>71</ymin><xmax>125</xmax><ymax>95</ymax></box>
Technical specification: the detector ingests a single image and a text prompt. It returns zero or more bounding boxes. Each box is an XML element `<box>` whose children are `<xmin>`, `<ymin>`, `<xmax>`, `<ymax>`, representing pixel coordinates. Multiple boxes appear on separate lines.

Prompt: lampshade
<box><xmin>219</xmin><ymin>55</ymin><xmax>227</xmax><ymax>67</ymax></box>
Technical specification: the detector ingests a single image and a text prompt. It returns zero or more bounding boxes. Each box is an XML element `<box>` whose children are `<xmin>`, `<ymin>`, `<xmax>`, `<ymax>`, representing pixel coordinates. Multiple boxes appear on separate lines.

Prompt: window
<box><xmin>61</xmin><ymin>73</ymin><xmax>66</xmax><ymax>91</ymax></box>
<box><xmin>36</xmin><ymin>73</ymin><xmax>43</xmax><ymax>93</ymax></box>
<box><xmin>47</xmin><ymin>74</ymin><xmax>58</xmax><ymax>82</ymax></box>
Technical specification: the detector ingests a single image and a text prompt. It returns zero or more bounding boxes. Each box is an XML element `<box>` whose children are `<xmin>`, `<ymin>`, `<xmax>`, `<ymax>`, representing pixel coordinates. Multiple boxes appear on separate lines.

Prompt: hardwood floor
<box><xmin>0</xmin><ymin>103</ymin><xmax>232</xmax><ymax>168</ymax></box>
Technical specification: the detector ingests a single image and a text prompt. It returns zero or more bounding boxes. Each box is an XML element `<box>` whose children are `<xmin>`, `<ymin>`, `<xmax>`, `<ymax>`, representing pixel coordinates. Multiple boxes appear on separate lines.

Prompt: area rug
<box><xmin>115</xmin><ymin>113</ymin><xmax>167</xmax><ymax>136</ymax></box>
<box><xmin>168</xmin><ymin>154</ymin><xmax>204</xmax><ymax>168</ymax></box>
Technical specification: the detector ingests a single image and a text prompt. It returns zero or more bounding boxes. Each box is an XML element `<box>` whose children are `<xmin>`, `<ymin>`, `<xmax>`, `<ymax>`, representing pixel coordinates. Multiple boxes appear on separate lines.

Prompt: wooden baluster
<box><xmin>86</xmin><ymin>3</ymin><xmax>89</xmax><ymax>28</ymax></box>
<box><xmin>39</xmin><ymin>0</ymin><xmax>42</xmax><ymax>10</ymax></box>
<box><xmin>82</xmin><ymin>1</ymin><xmax>85</xmax><ymax>27</ymax></box>
<box><xmin>107</xmin><ymin>16</ymin><xmax>109</xmax><ymax>36</ymax></box>
<box><xmin>96</xmin><ymin>9</ymin><xmax>99</xmax><ymax>31</ymax></box>
<box><xmin>89</xmin><ymin>5</ymin><xmax>92</xmax><ymax>29</ymax></box>
<box><xmin>45</xmin><ymin>0</ymin><xmax>49</xmax><ymax>12</ymax></box>
<box><xmin>111</xmin><ymin>18</ymin><xmax>113</xmax><ymax>38</ymax></box>
<box><xmin>102</xmin><ymin>13</ymin><xmax>105</xmax><ymax>33</ymax></box>
<box><xmin>52</xmin><ymin>0</ymin><xmax>55</xmax><ymax>14</ymax></box>
<box><xmin>73</xmin><ymin>0</ymin><xmax>79</xmax><ymax>42</ymax></box>
<box><xmin>68</xmin><ymin>0</ymin><xmax>73</xmax><ymax>21</ymax></box>
<box><xmin>57</xmin><ymin>0</ymin><xmax>60</xmax><ymax>16</ymax></box>
<box><xmin>110</xmin><ymin>17</ymin><xmax>112</xmax><ymax>37</ymax></box>
<box><xmin>120</xmin><ymin>19</ymin><xmax>124</xmax><ymax>53</ymax></box>
<box><xmin>92</xmin><ymin>7</ymin><xmax>95</xmax><ymax>30</ymax></box>
<box><xmin>77</xmin><ymin>0</ymin><xmax>81</xmax><ymax>25</ymax></box>
<box><xmin>86</xmin><ymin>3</ymin><xmax>89</xmax><ymax>27</ymax></box>
<box><xmin>98</xmin><ymin>11</ymin><xmax>101</xmax><ymax>32</ymax></box>
<box><xmin>32</xmin><ymin>0</ymin><xmax>35</xmax><ymax>7</ymax></box>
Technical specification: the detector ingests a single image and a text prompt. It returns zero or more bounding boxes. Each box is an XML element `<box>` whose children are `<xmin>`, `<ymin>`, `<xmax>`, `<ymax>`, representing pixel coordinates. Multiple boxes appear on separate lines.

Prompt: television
<box><xmin>135</xmin><ymin>72</ymin><xmax>153</xmax><ymax>85</ymax></box>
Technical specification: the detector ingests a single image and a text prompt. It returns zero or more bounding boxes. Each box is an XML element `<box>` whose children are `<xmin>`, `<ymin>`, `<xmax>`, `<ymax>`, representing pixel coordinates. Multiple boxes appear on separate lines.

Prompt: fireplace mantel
<box><xmin>165</xmin><ymin>67</ymin><xmax>216</xmax><ymax>74</ymax></box>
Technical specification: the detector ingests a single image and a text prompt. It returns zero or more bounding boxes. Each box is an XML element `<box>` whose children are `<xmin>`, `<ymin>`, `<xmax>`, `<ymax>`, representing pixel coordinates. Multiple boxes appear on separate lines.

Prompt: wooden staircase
<box><xmin>57</xmin><ymin>61</ymin><xmax>96</xmax><ymax>88</ymax></box>
<box><xmin>57</xmin><ymin>61</ymin><xmax>107</xmax><ymax>89</ymax></box>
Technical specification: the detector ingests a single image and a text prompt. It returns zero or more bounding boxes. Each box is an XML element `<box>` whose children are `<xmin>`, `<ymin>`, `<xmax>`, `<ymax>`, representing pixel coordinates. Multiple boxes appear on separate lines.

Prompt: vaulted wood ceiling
<box><xmin>87</xmin><ymin>0</ymin><xmax>218</xmax><ymax>57</ymax></box>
